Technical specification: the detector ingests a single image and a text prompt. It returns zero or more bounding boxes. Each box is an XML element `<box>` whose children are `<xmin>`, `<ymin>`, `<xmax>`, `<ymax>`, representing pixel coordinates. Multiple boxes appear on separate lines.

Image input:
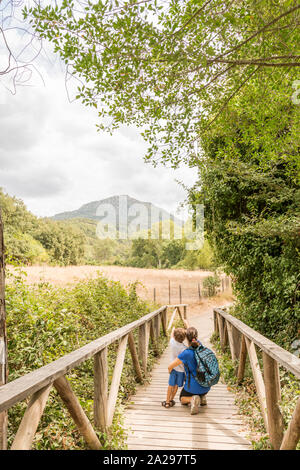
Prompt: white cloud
<box><xmin>0</xmin><ymin>33</ymin><xmax>197</xmax><ymax>219</ymax></box>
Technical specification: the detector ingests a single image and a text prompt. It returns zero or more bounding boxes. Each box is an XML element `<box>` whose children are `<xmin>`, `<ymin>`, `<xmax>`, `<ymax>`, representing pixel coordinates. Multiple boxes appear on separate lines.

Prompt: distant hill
<box><xmin>52</xmin><ymin>195</ymin><xmax>184</xmax><ymax>232</ymax></box>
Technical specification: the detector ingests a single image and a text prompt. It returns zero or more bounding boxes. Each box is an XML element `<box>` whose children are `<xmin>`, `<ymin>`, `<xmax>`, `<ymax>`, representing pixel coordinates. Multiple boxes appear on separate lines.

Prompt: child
<box><xmin>161</xmin><ymin>327</ymin><xmax>187</xmax><ymax>408</ymax></box>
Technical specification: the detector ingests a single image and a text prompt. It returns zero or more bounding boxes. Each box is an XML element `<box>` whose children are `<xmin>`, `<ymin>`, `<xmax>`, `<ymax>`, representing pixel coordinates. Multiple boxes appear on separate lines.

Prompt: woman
<box><xmin>167</xmin><ymin>326</ymin><xmax>210</xmax><ymax>415</ymax></box>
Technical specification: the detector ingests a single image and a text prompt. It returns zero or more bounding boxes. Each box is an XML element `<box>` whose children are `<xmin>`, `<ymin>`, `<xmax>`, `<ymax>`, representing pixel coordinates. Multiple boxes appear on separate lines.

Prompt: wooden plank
<box><xmin>124</xmin><ymin>418</ymin><xmax>246</xmax><ymax>431</ymax></box>
<box><xmin>237</xmin><ymin>335</ymin><xmax>247</xmax><ymax>383</ymax></box>
<box><xmin>149</xmin><ymin>320</ymin><xmax>158</xmax><ymax>355</ymax></box>
<box><xmin>280</xmin><ymin>397</ymin><xmax>300</xmax><ymax>450</ymax></box>
<box><xmin>11</xmin><ymin>384</ymin><xmax>52</xmax><ymax>450</ymax></box>
<box><xmin>214</xmin><ymin>308</ymin><xmax>300</xmax><ymax>378</ymax></box>
<box><xmin>54</xmin><ymin>375</ymin><xmax>101</xmax><ymax>450</ymax></box>
<box><xmin>263</xmin><ymin>352</ymin><xmax>284</xmax><ymax>449</ymax></box>
<box><xmin>125</xmin><ymin>412</ymin><xmax>244</xmax><ymax>425</ymax></box>
<box><xmin>167</xmin><ymin>308</ymin><xmax>178</xmax><ymax>331</ymax></box>
<box><xmin>0</xmin><ymin>306</ymin><xmax>166</xmax><ymax>413</ymax></box>
<box><xmin>127</xmin><ymin>437</ymin><xmax>249</xmax><ymax>450</ymax></box>
<box><xmin>128</xmin><ymin>332</ymin><xmax>143</xmax><ymax>383</ymax></box>
<box><xmin>245</xmin><ymin>337</ymin><xmax>268</xmax><ymax>431</ymax></box>
<box><xmin>167</xmin><ymin>304</ymin><xmax>188</xmax><ymax>308</ymax></box>
<box><xmin>161</xmin><ymin>308</ymin><xmax>167</xmax><ymax>336</ymax></box>
<box><xmin>127</xmin><ymin>443</ymin><xmax>248</xmax><ymax>450</ymax></box>
<box><xmin>126</xmin><ymin>404</ymin><xmax>242</xmax><ymax>416</ymax></box>
<box><xmin>154</xmin><ymin>314</ymin><xmax>160</xmax><ymax>339</ymax></box>
<box><xmin>127</xmin><ymin>429</ymin><xmax>249</xmax><ymax>445</ymax></box>
<box><xmin>138</xmin><ymin>323</ymin><xmax>150</xmax><ymax>373</ymax></box>
<box><xmin>94</xmin><ymin>347</ymin><xmax>108</xmax><ymax>431</ymax></box>
<box><xmin>107</xmin><ymin>335</ymin><xmax>128</xmax><ymax>426</ymax></box>
<box><xmin>226</xmin><ymin>321</ymin><xmax>239</xmax><ymax>361</ymax></box>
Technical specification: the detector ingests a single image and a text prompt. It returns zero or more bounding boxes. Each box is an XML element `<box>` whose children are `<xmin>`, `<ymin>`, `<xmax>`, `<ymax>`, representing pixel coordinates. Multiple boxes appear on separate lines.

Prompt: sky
<box><xmin>0</xmin><ymin>6</ymin><xmax>198</xmax><ymax>220</ymax></box>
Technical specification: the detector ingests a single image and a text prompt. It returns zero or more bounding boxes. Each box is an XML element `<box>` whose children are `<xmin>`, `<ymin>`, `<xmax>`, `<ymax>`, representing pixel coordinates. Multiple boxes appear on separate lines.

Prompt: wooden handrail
<box><xmin>214</xmin><ymin>308</ymin><xmax>300</xmax><ymax>378</ymax></box>
<box><xmin>0</xmin><ymin>303</ymin><xmax>187</xmax><ymax>450</ymax></box>
<box><xmin>213</xmin><ymin>307</ymin><xmax>300</xmax><ymax>450</ymax></box>
<box><xmin>0</xmin><ymin>305</ymin><xmax>165</xmax><ymax>413</ymax></box>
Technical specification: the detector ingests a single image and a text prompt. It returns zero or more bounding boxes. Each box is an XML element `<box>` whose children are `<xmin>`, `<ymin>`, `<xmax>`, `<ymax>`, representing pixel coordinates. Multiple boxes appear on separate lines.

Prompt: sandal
<box><xmin>170</xmin><ymin>400</ymin><xmax>176</xmax><ymax>407</ymax></box>
<box><xmin>161</xmin><ymin>401</ymin><xmax>171</xmax><ymax>408</ymax></box>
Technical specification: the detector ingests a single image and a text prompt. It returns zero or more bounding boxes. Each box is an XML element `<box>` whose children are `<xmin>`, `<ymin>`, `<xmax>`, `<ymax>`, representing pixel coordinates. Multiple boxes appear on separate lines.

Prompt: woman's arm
<box><xmin>168</xmin><ymin>357</ymin><xmax>183</xmax><ymax>374</ymax></box>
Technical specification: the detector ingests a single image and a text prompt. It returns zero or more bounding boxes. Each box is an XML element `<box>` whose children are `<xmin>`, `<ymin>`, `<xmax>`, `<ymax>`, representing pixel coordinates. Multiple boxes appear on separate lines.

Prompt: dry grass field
<box><xmin>9</xmin><ymin>265</ymin><xmax>232</xmax><ymax>306</ymax></box>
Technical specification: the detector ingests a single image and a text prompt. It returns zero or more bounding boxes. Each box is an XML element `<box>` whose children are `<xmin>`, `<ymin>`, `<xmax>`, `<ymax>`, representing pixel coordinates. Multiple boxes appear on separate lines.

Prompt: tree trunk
<box><xmin>0</xmin><ymin>208</ymin><xmax>8</xmax><ymax>449</ymax></box>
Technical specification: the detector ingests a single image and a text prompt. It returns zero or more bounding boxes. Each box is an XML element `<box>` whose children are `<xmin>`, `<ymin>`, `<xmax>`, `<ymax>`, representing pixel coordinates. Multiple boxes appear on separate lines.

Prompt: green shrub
<box><xmin>6</xmin><ymin>270</ymin><xmax>164</xmax><ymax>449</ymax></box>
<box><xmin>203</xmin><ymin>274</ymin><xmax>221</xmax><ymax>297</ymax></box>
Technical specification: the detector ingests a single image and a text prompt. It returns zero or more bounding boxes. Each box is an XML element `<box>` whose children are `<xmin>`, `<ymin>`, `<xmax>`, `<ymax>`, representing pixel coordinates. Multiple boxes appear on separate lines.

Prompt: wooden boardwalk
<box><xmin>124</xmin><ymin>310</ymin><xmax>251</xmax><ymax>450</ymax></box>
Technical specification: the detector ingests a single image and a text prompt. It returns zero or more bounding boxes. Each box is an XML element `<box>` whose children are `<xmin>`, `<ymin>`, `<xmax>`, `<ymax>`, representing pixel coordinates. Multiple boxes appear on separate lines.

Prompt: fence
<box><xmin>0</xmin><ymin>304</ymin><xmax>187</xmax><ymax>450</ymax></box>
<box><xmin>152</xmin><ymin>275</ymin><xmax>232</xmax><ymax>304</ymax></box>
<box><xmin>213</xmin><ymin>307</ymin><xmax>300</xmax><ymax>450</ymax></box>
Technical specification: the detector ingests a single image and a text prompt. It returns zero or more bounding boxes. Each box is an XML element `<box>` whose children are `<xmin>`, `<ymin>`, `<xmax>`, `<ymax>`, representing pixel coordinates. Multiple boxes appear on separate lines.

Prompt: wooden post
<box><xmin>280</xmin><ymin>397</ymin><xmax>300</xmax><ymax>450</ymax></box>
<box><xmin>138</xmin><ymin>323</ymin><xmax>149</xmax><ymax>373</ymax></box>
<box><xmin>161</xmin><ymin>307</ymin><xmax>167</xmax><ymax>336</ymax></box>
<box><xmin>153</xmin><ymin>287</ymin><xmax>156</xmax><ymax>303</ymax></box>
<box><xmin>226</xmin><ymin>321</ymin><xmax>240</xmax><ymax>362</ymax></box>
<box><xmin>198</xmin><ymin>283</ymin><xmax>201</xmax><ymax>301</ymax></box>
<box><xmin>213</xmin><ymin>311</ymin><xmax>218</xmax><ymax>335</ymax></box>
<box><xmin>94</xmin><ymin>347</ymin><xmax>108</xmax><ymax>431</ymax></box>
<box><xmin>128</xmin><ymin>332</ymin><xmax>143</xmax><ymax>383</ymax></box>
<box><xmin>245</xmin><ymin>337</ymin><xmax>268</xmax><ymax>431</ymax></box>
<box><xmin>11</xmin><ymin>384</ymin><xmax>52</xmax><ymax>450</ymax></box>
<box><xmin>167</xmin><ymin>307</ymin><xmax>177</xmax><ymax>331</ymax></box>
<box><xmin>107</xmin><ymin>335</ymin><xmax>128</xmax><ymax>426</ymax></box>
<box><xmin>217</xmin><ymin>314</ymin><xmax>224</xmax><ymax>346</ymax></box>
<box><xmin>0</xmin><ymin>208</ymin><xmax>7</xmax><ymax>450</ymax></box>
<box><xmin>168</xmin><ymin>280</ymin><xmax>171</xmax><ymax>305</ymax></box>
<box><xmin>54</xmin><ymin>375</ymin><xmax>101</xmax><ymax>450</ymax></box>
<box><xmin>183</xmin><ymin>305</ymin><xmax>187</xmax><ymax>320</ymax></box>
<box><xmin>179</xmin><ymin>285</ymin><xmax>182</xmax><ymax>304</ymax></box>
<box><xmin>237</xmin><ymin>335</ymin><xmax>247</xmax><ymax>383</ymax></box>
<box><xmin>222</xmin><ymin>278</ymin><xmax>224</xmax><ymax>292</ymax></box>
<box><xmin>150</xmin><ymin>320</ymin><xmax>159</xmax><ymax>356</ymax></box>
<box><xmin>263</xmin><ymin>352</ymin><xmax>284</xmax><ymax>449</ymax></box>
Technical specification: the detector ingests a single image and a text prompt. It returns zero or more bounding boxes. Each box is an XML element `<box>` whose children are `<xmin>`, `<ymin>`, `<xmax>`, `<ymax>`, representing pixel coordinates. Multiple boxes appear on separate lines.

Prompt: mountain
<box><xmin>52</xmin><ymin>195</ymin><xmax>184</xmax><ymax>232</ymax></box>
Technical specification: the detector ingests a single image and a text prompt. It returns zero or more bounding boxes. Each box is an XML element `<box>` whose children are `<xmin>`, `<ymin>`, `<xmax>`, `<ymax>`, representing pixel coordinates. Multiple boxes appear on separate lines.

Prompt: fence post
<box><xmin>263</xmin><ymin>353</ymin><xmax>284</xmax><ymax>449</ymax></box>
<box><xmin>179</xmin><ymin>285</ymin><xmax>182</xmax><ymax>304</ymax></box>
<box><xmin>94</xmin><ymin>347</ymin><xmax>108</xmax><ymax>431</ymax></box>
<box><xmin>153</xmin><ymin>287</ymin><xmax>156</xmax><ymax>303</ymax></box>
<box><xmin>198</xmin><ymin>283</ymin><xmax>201</xmax><ymax>301</ymax></box>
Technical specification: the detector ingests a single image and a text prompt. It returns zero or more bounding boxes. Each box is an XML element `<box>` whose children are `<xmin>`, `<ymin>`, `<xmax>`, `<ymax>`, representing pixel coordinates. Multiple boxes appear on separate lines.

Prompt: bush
<box><xmin>6</xmin><ymin>270</ymin><xmax>163</xmax><ymax>449</ymax></box>
<box><xmin>203</xmin><ymin>274</ymin><xmax>221</xmax><ymax>297</ymax></box>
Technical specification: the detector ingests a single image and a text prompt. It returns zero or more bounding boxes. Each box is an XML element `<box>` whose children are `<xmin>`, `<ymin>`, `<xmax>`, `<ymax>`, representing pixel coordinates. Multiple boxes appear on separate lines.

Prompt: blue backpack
<box><xmin>187</xmin><ymin>343</ymin><xmax>220</xmax><ymax>388</ymax></box>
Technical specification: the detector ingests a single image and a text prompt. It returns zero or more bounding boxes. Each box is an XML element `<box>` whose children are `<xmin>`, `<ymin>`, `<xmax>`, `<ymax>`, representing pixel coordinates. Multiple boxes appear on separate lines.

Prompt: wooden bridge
<box><xmin>0</xmin><ymin>304</ymin><xmax>299</xmax><ymax>450</ymax></box>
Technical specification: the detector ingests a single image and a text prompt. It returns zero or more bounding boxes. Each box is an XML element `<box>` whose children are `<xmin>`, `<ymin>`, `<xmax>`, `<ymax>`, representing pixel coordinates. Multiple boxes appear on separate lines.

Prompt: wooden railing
<box><xmin>0</xmin><ymin>303</ymin><xmax>187</xmax><ymax>450</ymax></box>
<box><xmin>214</xmin><ymin>308</ymin><xmax>300</xmax><ymax>450</ymax></box>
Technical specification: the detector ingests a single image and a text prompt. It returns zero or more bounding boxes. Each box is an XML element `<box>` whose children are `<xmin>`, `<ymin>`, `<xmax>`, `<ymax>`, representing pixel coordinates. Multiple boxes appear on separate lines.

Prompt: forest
<box><xmin>0</xmin><ymin>188</ymin><xmax>215</xmax><ymax>269</ymax></box>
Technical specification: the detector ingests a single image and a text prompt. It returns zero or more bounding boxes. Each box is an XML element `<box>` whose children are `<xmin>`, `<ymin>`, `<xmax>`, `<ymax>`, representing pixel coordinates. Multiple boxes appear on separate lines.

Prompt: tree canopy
<box><xmin>26</xmin><ymin>0</ymin><xmax>300</xmax><ymax>170</ymax></box>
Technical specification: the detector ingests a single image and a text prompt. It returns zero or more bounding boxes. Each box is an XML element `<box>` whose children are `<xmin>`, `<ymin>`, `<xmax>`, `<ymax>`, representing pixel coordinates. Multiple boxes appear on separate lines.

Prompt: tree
<box><xmin>0</xmin><ymin>208</ymin><xmax>7</xmax><ymax>449</ymax></box>
<box><xmin>26</xmin><ymin>0</ymin><xmax>300</xmax><ymax>167</ymax></box>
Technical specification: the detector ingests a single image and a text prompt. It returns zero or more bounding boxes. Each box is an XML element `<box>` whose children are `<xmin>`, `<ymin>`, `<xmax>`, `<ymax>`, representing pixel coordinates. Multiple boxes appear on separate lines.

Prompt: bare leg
<box><xmin>180</xmin><ymin>396</ymin><xmax>192</xmax><ymax>405</ymax></box>
<box><xmin>166</xmin><ymin>385</ymin><xmax>173</xmax><ymax>404</ymax></box>
<box><xmin>170</xmin><ymin>385</ymin><xmax>178</xmax><ymax>402</ymax></box>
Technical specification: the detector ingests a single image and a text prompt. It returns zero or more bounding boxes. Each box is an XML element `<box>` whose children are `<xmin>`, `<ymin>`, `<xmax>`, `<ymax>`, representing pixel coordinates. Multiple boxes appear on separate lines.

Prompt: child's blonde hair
<box><xmin>173</xmin><ymin>328</ymin><xmax>186</xmax><ymax>343</ymax></box>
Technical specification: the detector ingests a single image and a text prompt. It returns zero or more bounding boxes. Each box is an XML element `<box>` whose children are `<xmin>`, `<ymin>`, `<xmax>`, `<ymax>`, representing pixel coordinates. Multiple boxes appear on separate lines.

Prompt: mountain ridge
<box><xmin>52</xmin><ymin>195</ymin><xmax>184</xmax><ymax>231</ymax></box>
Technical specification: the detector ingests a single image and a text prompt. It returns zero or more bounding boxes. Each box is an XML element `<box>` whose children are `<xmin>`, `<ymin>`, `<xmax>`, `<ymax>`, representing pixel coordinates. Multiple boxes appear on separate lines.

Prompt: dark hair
<box><xmin>173</xmin><ymin>328</ymin><xmax>186</xmax><ymax>343</ymax></box>
<box><xmin>186</xmin><ymin>327</ymin><xmax>198</xmax><ymax>349</ymax></box>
